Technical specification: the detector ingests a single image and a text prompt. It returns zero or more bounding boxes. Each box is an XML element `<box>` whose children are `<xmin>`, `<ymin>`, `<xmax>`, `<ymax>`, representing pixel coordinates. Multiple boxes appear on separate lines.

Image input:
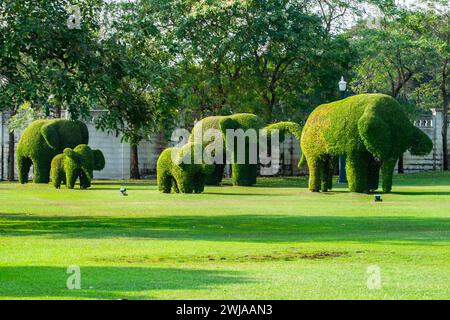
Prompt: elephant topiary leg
<box><xmin>320</xmin><ymin>156</ymin><xmax>333</xmax><ymax>192</ymax></box>
<box><xmin>194</xmin><ymin>172</ymin><xmax>206</xmax><ymax>193</ymax></box>
<box><xmin>346</xmin><ymin>153</ymin><xmax>369</xmax><ymax>193</ymax></box>
<box><xmin>367</xmin><ymin>156</ymin><xmax>381</xmax><ymax>192</ymax></box>
<box><xmin>79</xmin><ymin>171</ymin><xmax>91</xmax><ymax>189</ymax></box>
<box><xmin>307</xmin><ymin>156</ymin><xmax>322</xmax><ymax>192</ymax></box>
<box><xmin>18</xmin><ymin>156</ymin><xmax>33</xmax><ymax>184</ymax></box>
<box><xmin>171</xmin><ymin>177</ymin><xmax>180</xmax><ymax>193</ymax></box>
<box><xmin>178</xmin><ymin>178</ymin><xmax>194</xmax><ymax>193</ymax></box>
<box><xmin>158</xmin><ymin>172</ymin><xmax>173</xmax><ymax>193</ymax></box>
<box><xmin>381</xmin><ymin>159</ymin><xmax>397</xmax><ymax>193</ymax></box>
<box><xmin>51</xmin><ymin>167</ymin><xmax>65</xmax><ymax>189</ymax></box>
<box><xmin>66</xmin><ymin>170</ymin><xmax>79</xmax><ymax>189</ymax></box>
<box><xmin>205</xmin><ymin>164</ymin><xmax>225</xmax><ymax>185</ymax></box>
<box><xmin>232</xmin><ymin>164</ymin><xmax>257</xmax><ymax>186</ymax></box>
<box><xmin>33</xmin><ymin>160</ymin><xmax>51</xmax><ymax>184</ymax></box>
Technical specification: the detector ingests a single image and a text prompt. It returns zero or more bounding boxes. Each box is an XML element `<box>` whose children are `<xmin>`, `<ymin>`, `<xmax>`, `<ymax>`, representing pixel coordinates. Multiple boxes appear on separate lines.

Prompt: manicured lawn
<box><xmin>0</xmin><ymin>172</ymin><xmax>449</xmax><ymax>299</ymax></box>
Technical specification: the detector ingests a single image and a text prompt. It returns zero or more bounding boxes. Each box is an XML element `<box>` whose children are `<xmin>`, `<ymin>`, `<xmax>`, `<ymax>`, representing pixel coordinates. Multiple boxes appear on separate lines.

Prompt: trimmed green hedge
<box><xmin>157</xmin><ymin>142</ymin><xmax>206</xmax><ymax>193</ymax></box>
<box><xmin>50</xmin><ymin>144</ymin><xmax>105</xmax><ymax>189</ymax></box>
<box><xmin>17</xmin><ymin>119</ymin><xmax>89</xmax><ymax>184</ymax></box>
<box><xmin>301</xmin><ymin>93</ymin><xmax>432</xmax><ymax>193</ymax></box>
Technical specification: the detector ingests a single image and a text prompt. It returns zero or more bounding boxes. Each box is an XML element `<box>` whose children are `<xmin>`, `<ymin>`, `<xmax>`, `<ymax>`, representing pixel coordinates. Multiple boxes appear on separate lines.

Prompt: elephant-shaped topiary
<box><xmin>17</xmin><ymin>119</ymin><xmax>89</xmax><ymax>184</ymax></box>
<box><xmin>157</xmin><ymin>142</ymin><xmax>206</xmax><ymax>193</ymax></box>
<box><xmin>301</xmin><ymin>94</ymin><xmax>433</xmax><ymax>193</ymax></box>
<box><xmin>190</xmin><ymin>113</ymin><xmax>266</xmax><ymax>186</ymax></box>
<box><xmin>51</xmin><ymin>144</ymin><xmax>105</xmax><ymax>189</ymax></box>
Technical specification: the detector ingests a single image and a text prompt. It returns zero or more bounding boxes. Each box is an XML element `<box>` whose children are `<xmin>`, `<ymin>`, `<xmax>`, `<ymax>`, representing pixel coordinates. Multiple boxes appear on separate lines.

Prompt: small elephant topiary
<box><xmin>301</xmin><ymin>93</ymin><xmax>433</xmax><ymax>193</ymax></box>
<box><xmin>17</xmin><ymin>119</ymin><xmax>89</xmax><ymax>184</ymax></box>
<box><xmin>51</xmin><ymin>144</ymin><xmax>105</xmax><ymax>189</ymax></box>
<box><xmin>157</xmin><ymin>143</ymin><xmax>206</xmax><ymax>193</ymax></box>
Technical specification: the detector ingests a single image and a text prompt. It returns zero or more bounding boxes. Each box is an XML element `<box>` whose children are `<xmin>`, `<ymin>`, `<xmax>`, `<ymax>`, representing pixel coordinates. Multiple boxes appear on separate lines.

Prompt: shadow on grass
<box><xmin>1</xmin><ymin>213</ymin><xmax>448</xmax><ymax>245</ymax></box>
<box><xmin>0</xmin><ymin>266</ymin><xmax>248</xmax><ymax>299</ymax></box>
<box><xmin>390</xmin><ymin>191</ymin><xmax>450</xmax><ymax>196</ymax></box>
<box><xmin>204</xmin><ymin>192</ymin><xmax>291</xmax><ymax>196</ymax></box>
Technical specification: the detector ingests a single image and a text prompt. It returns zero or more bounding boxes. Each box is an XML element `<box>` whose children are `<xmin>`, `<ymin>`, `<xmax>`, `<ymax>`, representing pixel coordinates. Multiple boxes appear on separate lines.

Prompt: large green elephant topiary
<box><xmin>157</xmin><ymin>142</ymin><xmax>206</xmax><ymax>194</ymax></box>
<box><xmin>190</xmin><ymin>113</ymin><xmax>265</xmax><ymax>186</ymax></box>
<box><xmin>17</xmin><ymin>119</ymin><xmax>89</xmax><ymax>184</ymax></box>
<box><xmin>301</xmin><ymin>93</ymin><xmax>433</xmax><ymax>193</ymax></box>
<box><xmin>51</xmin><ymin>144</ymin><xmax>105</xmax><ymax>189</ymax></box>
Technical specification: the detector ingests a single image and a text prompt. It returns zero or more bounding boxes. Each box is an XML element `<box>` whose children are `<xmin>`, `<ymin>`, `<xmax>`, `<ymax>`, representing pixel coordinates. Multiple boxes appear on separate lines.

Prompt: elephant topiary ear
<box><xmin>358</xmin><ymin>111</ymin><xmax>392</xmax><ymax>161</ymax></box>
<box><xmin>77</xmin><ymin>121</ymin><xmax>90</xmax><ymax>145</ymax></box>
<box><xmin>92</xmin><ymin>150</ymin><xmax>106</xmax><ymax>171</ymax></box>
<box><xmin>220</xmin><ymin>117</ymin><xmax>239</xmax><ymax>133</ymax></box>
<box><xmin>409</xmin><ymin>126</ymin><xmax>433</xmax><ymax>156</ymax></box>
<box><xmin>41</xmin><ymin>122</ymin><xmax>60</xmax><ymax>150</ymax></box>
<box><xmin>63</xmin><ymin>148</ymin><xmax>80</xmax><ymax>161</ymax></box>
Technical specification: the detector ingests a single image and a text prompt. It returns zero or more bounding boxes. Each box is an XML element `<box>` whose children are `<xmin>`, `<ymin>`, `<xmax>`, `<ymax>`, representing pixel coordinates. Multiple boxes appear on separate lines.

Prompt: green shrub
<box><xmin>50</xmin><ymin>144</ymin><xmax>105</xmax><ymax>189</ymax></box>
<box><xmin>157</xmin><ymin>142</ymin><xmax>206</xmax><ymax>193</ymax></box>
<box><xmin>301</xmin><ymin>93</ymin><xmax>433</xmax><ymax>193</ymax></box>
<box><xmin>17</xmin><ymin>119</ymin><xmax>89</xmax><ymax>184</ymax></box>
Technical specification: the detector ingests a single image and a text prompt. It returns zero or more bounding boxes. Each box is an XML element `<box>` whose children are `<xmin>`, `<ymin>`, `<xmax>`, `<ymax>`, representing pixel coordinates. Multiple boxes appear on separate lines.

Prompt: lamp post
<box><xmin>339</xmin><ymin>76</ymin><xmax>347</xmax><ymax>99</ymax></box>
<box><xmin>338</xmin><ymin>76</ymin><xmax>347</xmax><ymax>183</ymax></box>
<box><xmin>0</xmin><ymin>76</ymin><xmax>7</xmax><ymax>181</ymax></box>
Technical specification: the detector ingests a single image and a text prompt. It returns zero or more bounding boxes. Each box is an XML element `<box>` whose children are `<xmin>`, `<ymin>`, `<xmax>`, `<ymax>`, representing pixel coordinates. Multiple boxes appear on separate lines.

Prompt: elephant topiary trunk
<box><xmin>301</xmin><ymin>93</ymin><xmax>433</xmax><ymax>193</ymax></box>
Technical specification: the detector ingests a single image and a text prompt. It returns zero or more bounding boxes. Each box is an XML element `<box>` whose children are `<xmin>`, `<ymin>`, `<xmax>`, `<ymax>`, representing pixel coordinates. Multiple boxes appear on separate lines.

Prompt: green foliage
<box><xmin>17</xmin><ymin>119</ymin><xmax>89</xmax><ymax>184</ymax></box>
<box><xmin>157</xmin><ymin>143</ymin><xmax>206</xmax><ymax>194</ymax></box>
<box><xmin>0</xmin><ymin>0</ymin><xmax>105</xmax><ymax>118</ymax></box>
<box><xmin>154</xmin><ymin>0</ymin><xmax>351</xmax><ymax>124</ymax></box>
<box><xmin>51</xmin><ymin>144</ymin><xmax>105</xmax><ymax>189</ymax></box>
<box><xmin>301</xmin><ymin>94</ymin><xmax>433</xmax><ymax>193</ymax></box>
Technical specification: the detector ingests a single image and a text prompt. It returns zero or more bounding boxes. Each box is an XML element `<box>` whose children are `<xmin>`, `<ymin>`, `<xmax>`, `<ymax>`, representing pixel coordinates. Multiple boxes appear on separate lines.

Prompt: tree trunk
<box><xmin>442</xmin><ymin>67</ymin><xmax>448</xmax><ymax>171</ymax></box>
<box><xmin>130</xmin><ymin>144</ymin><xmax>140</xmax><ymax>180</ymax></box>
<box><xmin>7</xmin><ymin>130</ymin><xmax>15</xmax><ymax>181</ymax></box>
<box><xmin>397</xmin><ymin>154</ymin><xmax>404</xmax><ymax>174</ymax></box>
<box><xmin>55</xmin><ymin>104</ymin><xmax>62</xmax><ymax>118</ymax></box>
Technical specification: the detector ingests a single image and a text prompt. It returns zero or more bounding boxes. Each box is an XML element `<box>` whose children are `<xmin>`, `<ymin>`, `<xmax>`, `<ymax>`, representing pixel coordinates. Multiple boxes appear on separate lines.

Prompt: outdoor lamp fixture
<box><xmin>120</xmin><ymin>187</ymin><xmax>128</xmax><ymax>196</ymax></box>
<box><xmin>338</xmin><ymin>76</ymin><xmax>348</xmax><ymax>183</ymax></box>
<box><xmin>338</xmin><ymin>76</ymin><xmax>347</xmax><ymax>99</ymax></box>
<box><xmin>374</xmin><ymin>194</ymin><xmax>383</xmax><ymax>202</ymax></box>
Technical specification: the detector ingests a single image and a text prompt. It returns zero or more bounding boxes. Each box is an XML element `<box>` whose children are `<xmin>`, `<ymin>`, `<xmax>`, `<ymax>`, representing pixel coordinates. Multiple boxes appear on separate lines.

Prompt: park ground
<box><xmin>0</xmin><ymin>172</ymin><xmax>449</xmax><ymax>300</ymax></box>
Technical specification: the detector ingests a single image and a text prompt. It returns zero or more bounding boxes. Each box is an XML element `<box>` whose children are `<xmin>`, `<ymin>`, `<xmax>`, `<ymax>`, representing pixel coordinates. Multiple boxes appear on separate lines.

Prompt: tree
<box><xmin>406</xmin><ymin>1</ymin><xmax>449</xmax><ymax>170</ymax></box>
<box><xmin>95</xmin><ymin>1</ymin><xmax>176</xmax><ymax>179</ymax></box>
<box><xmin>152</xmin><ymin>0</ymin><xmax>351</xmax><ymax>124</ymax></box>
<box><xmin>348</xmin><ymin>7</ymin><xmax>427</xmax><ymax>173</ymax></box>
<box><xmin>0</xmin><ymin>0</ymin><xmax>104</xmax><ymax>180</ymax></box>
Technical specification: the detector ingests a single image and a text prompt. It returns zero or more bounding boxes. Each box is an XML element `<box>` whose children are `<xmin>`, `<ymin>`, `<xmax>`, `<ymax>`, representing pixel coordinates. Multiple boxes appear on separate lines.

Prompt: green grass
<box><xmin>0</xmin><ymin>171</ymin><xmax>449</xmax><ymax>300</ymax></box>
